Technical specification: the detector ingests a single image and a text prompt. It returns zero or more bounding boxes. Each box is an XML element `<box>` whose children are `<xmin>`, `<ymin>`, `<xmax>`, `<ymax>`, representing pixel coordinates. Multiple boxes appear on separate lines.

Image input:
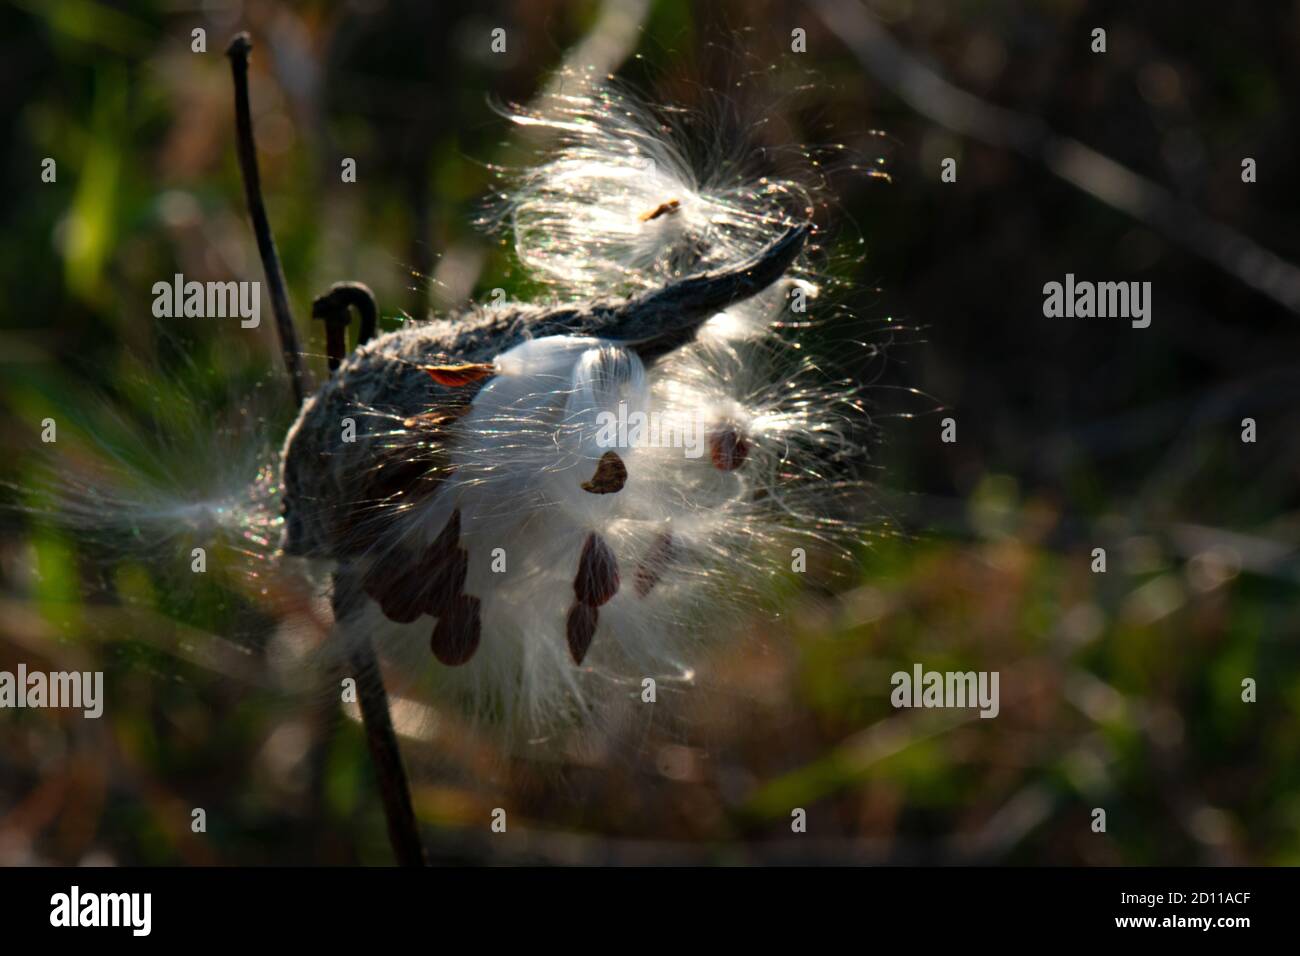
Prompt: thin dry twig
<box><xmin>224</xmin><ymin>32</ymin><xmax>425</xmax><ymax>866</ymax></box>
<box><xmin>226</xmin><ymin>33</ymin><xmax>309</xmax><ymax>404</ymax></box>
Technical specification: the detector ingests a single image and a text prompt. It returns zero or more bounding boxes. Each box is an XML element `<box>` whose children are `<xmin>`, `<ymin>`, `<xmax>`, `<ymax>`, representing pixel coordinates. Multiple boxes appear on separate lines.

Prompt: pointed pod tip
<box><xmin>616</xmin><ymin>219</ymin><xmax>813</xmax><ymax>361</ymax></box>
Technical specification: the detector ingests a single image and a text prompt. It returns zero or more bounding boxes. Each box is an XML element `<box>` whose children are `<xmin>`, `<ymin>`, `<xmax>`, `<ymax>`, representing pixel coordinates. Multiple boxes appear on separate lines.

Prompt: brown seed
<box><xmin>431</xmin><ymin>595</ymin><xmax>482</xmax><ymax>666</ymax></box>
<box><xmin>421</xmin><ymin>508</ymin><xmax>461</xmax><ymax>564</ymax></box>
<box><xmin>565</xmin><ymin>603</ymin><xmax>599</xmax><ymax>664</ymax></box>
<box><xmin>638</xmin><ymin>199</ymin><xmax>681</xmax><ymax>222</ymax></box>
<box><xmin>422</xmin><ymin>363</ymin><xmax>496</xmax><ymax>388</ymax></box>
<box><xmin>424</xmin><ymin>547</ymin><xmax>468</xmax><ymax>617</ymax></box>
<box><xmin>574</xmin><ymin>532</ymin><xmax>620</xmax><ymax>607</ymax></box>
<box><xmin>709</xmin><ymin>426</ymin><xmax>750</xmax><ymax>471</ymax></box>
<box><xmin>362</xmin><ymin>550</ymin><xmax>430</xmax><ymax>624</ymax></box>
<box><xmin>363</xmin><ymin>510</ymin><xmax>464</xmax><ymax>624</ymax></box>
<box><xmin>580</xmin><ymin>450</ymin><xmax>628</xmax><ymax>494</ymax></box>
<box><xmin>634</xmin><ymin>531</ymin><xmax>677</xmax><ymax>598</ymax></box>
<box><xmin>422</xmin><ymin>510</ymin><xmax>466</xmax><ymax>616</ymax></box>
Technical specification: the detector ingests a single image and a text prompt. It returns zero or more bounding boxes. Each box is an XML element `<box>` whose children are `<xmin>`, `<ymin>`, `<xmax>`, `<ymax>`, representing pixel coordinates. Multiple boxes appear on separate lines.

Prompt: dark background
<box><xmin>1</xmin><ymin>0</ymin><xmax>1297</xmax><ymax>865</ymax></box>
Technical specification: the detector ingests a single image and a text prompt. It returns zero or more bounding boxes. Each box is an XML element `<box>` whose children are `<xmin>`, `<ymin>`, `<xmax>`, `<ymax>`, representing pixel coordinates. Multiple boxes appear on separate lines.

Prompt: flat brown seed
<box><xmin>363</xmin><ymin>551</ymin><xmax>430</xmax><ymax>624</ymax></box>
<box><xmin>635</xmin><ymin>531</ymin><xmax>677</xmax><ymax>598</ymax></box>
<box><xmin>639</xmin><ymin>199</ymin><xmax>681</xmax><ymax>222</ymax></box>
<box><xmin>363</xmin><ymin>509</ymin><xmax>463</xmax><ymax>623</ymax></box>
<box><xmin>574</xmin><ymin>532</ymin><xmax>620</xmax><ymax>606</ymax></box>
<box><xmin>709</xmin><ymin>426</ymin><xmax>750</xmax><ymax>471</ymax></box>
<box><xmin>422</xmin><ymin>510</ymin><xmax>466</xmax><ymax>616</ymax></box>
<box><xmin>424</xmin><ymin>547</ymin><xmax>468</xmax><ymax>617</ymax></box>
<box><xmin>423</xmin><ymin>363</ymin><xmax>496</xmax><ymax>388</ymax></box>
<box><xmin>431</xmin><ymin>595</ymin><xmax>481</xmax><ymax>666</ymax></box>
<box><xmin>580</xmin><ymin>450</ymin><xmax>628</xmax><ymax>494</ymax></box>
<box><xmin>565</xmin><ymin>603</ymin><xmax>599</xmax><ymax>664</ymax></box>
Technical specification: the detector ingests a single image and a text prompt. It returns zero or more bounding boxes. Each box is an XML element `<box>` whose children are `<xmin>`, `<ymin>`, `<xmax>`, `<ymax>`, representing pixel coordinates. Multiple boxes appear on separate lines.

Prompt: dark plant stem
<box><xmin>312</xmin><ymin>282</ymin><xmax>378</xmax><ymax>372</ymax></box>
<box><xmin>226</xmin><ymin>32</ymin><xmax>425</xmax><ymax>866</ymax></box>
<box><xmin>225</xmin><ymin>32</ymin><xmax>308</xmax><ymax>404</ymax></box>
<box><xmin>332</xmin><ymin>571</ymin><xmax>426</xmax><ymax>866</ymax></box>
<box><xmin>345</xmin><ymin>621</ymin><xmax>427</xmax><ymax>867</ymax></box>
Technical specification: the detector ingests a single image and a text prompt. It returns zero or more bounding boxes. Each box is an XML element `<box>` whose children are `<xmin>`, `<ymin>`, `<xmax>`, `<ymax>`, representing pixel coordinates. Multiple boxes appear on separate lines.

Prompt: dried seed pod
<box><xmin>260</xmin><ymin>80</ymin><xmax>868</xmax><ymax>741</ymax></box>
